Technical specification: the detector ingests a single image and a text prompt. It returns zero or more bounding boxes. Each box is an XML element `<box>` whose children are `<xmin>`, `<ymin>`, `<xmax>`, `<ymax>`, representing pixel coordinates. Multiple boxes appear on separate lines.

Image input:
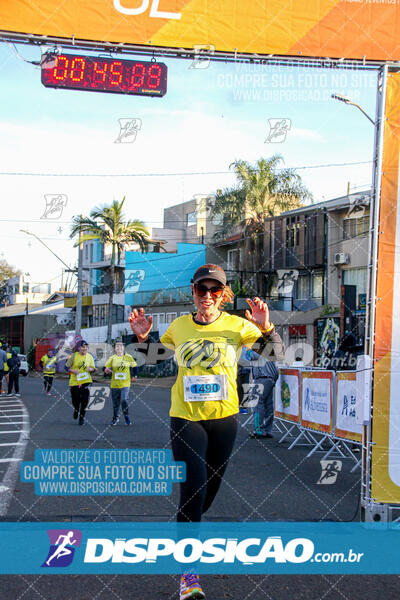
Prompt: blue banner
<box><xmin>0</xmin><ymin>522</ymin><xmax>399</xmax><ymax>574</ymax></box>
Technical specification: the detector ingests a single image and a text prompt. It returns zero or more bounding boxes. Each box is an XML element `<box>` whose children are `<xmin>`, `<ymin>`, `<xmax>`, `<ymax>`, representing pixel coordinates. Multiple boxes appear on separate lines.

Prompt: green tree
<box><xmin>212</xmin><ymin>155</ymin><xmax>312</xmax><ymax>293</ymax></box>
<box><xmin>70</xmin><ymin>198</ymin><xmax>152</xmax><ymax>343</ymax></box>
<box><xmin>0</xmin><ymin>259</ymin><xmax>21</xmax><ymax>303</ymax></box>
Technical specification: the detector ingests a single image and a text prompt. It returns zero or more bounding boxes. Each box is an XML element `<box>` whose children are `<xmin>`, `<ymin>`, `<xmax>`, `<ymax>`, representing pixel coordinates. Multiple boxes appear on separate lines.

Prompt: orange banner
<box><xmin>371</xmin><ymin>71</ymin><xmax>400</xmax><ymax>504</ymax></box>
<box><xmin>1</xmin><ymin>0</ymin><xmax>400</xmax><ymax>60</ymax></box>
<box><xmin>274</xmin><ymin>369</ymin><xmax>301</xmax><ymax>423</ymax></box>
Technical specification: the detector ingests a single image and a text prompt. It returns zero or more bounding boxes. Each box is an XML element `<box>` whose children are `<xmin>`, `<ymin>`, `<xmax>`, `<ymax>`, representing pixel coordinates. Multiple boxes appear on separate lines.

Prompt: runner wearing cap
<box><xmin>66</xmin><ymin>340</ymin><xmax>96</xmax><ymax>425</ymax></box>
<box><xmin>129</xmin><ymin>263</ymin><xmax>284</xmax><ymax>600</ymax></box>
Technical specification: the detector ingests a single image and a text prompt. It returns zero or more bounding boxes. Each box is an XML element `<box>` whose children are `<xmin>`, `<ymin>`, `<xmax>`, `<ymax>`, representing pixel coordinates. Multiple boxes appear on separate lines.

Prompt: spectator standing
<box><xmin>7</xmin><ymin>349</ymin><xmax>21</xmax><ymax>397</ymax></box>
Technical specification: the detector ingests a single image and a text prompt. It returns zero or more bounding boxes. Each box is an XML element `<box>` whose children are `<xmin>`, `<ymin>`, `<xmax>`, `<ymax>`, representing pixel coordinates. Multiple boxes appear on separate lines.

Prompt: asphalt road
<box><xmin>0</xmin><ymin>374</ymin><xmax>398</xmax><ymax>599</ymax></box>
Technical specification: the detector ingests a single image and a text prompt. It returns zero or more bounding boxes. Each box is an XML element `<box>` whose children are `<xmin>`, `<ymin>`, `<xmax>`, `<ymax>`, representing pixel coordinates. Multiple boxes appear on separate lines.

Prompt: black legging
<box><xmin>70</xmin><ymin>384</ymin><xmax>90</xmax><ymax>418</ymax></box>
<box><xmin>170</xmin><ymin>415</ymin><xmax>238</xmax><ymax>522</ymax></box>
<box><xmin>8</xmin><ymin>371</ymin><xmax>19</xmax><ymax>394</ymax></box>
<box><xmin>44</xmin><ymin>376</ymin><xmax>54</xmax><ymax>393</ymax></box>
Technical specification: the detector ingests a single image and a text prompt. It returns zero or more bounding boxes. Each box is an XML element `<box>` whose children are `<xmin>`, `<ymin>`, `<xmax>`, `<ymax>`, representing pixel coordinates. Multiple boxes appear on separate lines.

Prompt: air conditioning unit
<box><xmin>334</xmin><ymin>252</ymin><xmax>350</xmax><ymax>265</ymax></box>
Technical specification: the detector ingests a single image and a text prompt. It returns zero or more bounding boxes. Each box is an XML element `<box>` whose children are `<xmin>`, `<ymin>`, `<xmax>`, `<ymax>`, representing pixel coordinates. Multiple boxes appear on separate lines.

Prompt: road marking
<box><xmin>0</xmin><ymin>458</ymin><xmax>22</xmax><ymax>463</ymax></box>
<box><xmin>0</xmin><ymin>422</ymin><xmax>28</xmax><ymax>426</ymax></box>
<box><xmin>0</xmin><ymin>401</ymin><xmax>29</xmax><ymax>516</ymax></box>
<box><xmin>0</xmin><ymin>443</ymin><xmax>24</xmax><ymax>447</ymax></box>
<box><xmin>0</xmin><ymin>485</ymin><xmax>9</xmax><ymax>493</ymax></box>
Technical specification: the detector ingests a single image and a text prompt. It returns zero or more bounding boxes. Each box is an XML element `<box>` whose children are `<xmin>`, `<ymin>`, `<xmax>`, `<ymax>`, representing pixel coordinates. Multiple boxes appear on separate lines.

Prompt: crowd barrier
<box><xmin>274</xmin><ymin>368</ymin><xmax>362</xmax><ymax>472</ymax></box>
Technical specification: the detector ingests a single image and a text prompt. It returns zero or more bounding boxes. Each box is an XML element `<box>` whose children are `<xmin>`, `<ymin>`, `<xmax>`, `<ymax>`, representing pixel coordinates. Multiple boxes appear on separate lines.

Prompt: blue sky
<box><xmin>0</xmin><ymin>42</ymin><xmax>377</xmax><ymax>289</ymax></box>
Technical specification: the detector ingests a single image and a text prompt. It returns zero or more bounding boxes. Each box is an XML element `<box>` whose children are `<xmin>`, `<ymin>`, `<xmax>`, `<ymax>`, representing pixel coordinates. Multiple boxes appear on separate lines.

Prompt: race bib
<box><xmin>77</xmin><ymin>372</ymin><xmax>89</xmax><ymax>381</ymax></box>
<box><xmin>115</xmin><ymin>372</ymin><xmax>127</xmax><ymax>380</ymax></box>
<box><xmin>183</xmin><ymin>375</ymin><xmax>227</xmax><ymax>402</ymax></box>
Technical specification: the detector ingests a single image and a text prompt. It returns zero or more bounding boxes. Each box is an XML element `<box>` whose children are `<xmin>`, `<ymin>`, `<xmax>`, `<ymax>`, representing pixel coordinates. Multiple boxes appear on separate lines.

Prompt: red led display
<box><xmin>41</xmin><ymin>53</ymin><xmax>167</xmax><ymax>97</ymax></box>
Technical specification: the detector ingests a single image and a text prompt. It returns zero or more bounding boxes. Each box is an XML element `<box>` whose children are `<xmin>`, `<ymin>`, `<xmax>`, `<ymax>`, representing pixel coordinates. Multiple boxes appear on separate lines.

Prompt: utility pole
<box><xmin>75</xmin><ymin>216</ymin><xmax>83</xmax><ymax>337</ymax></box>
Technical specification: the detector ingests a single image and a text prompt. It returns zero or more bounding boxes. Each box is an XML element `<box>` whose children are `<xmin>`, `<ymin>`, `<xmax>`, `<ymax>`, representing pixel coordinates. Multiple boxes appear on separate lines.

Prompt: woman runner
<box><xmin>129</xmin><ymin>264</ymin><xmax>284</xmax><ymax>600</ymax></box>
<box><xmin>66</xmin><ymin>340</ymin><xmax>96</xmax><ymax>425</ymax></box>
<box><xmin>40</xmin><ymin>349</ymin><xmax>57</xmax><ymax>395</ymax></box>
<box><xmin>104</xmin><ymin>340</ymin><xmax>137</xmax><ymax>426</ymax></box>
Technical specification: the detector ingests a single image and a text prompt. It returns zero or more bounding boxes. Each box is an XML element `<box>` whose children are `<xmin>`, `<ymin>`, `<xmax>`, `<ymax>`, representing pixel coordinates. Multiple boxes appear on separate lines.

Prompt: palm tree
<box><xmin>212</xmin><ymin>155</ymin><xmax>312</xmax><ymax>293</ymax></box>
<box><xmin>70</xmin><ymin>198</ymin><xmax>152</xmax><ymax>344</ymax></box>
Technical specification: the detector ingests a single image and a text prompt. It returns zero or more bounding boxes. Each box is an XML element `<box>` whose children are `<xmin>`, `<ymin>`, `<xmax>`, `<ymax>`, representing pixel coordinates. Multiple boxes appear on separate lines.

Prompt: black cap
<box><xmin>76</xmin><ymin>340</ymin><xmax>88</xmax><ymax>348</ymax></box>
<box><xmin>192</xmin><ymin>265</ymin><xmax>227</xmax><ymax>286</ymax></box>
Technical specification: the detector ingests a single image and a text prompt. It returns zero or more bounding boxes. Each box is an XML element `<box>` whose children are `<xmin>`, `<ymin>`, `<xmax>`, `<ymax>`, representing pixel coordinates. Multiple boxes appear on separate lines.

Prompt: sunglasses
<box><xmin>194</xmin><ymin>283</ymin><xmax>225</xmax><ymax>298</ymax></box>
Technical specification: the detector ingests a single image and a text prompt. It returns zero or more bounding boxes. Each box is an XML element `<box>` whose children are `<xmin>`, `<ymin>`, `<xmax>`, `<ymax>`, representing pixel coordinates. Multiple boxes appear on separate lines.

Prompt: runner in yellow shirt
<box><xmin>66</xmin><ymin>340</ymin><xmax>96</xmax><ymax>425</ymax></box>
<box><xmin>129</xmin><ymin>263</ymin><xmax>284</xmax><ymax>600</ymax></box>
<box><xmin>104</xmin><ymin>340</ymin><xmax>137</xmax><ymax>426</ymax></box>
<box><xmin>40</xmin><ymin>349</ymin><xmax>57</xmax><ymax>395</ymax></box>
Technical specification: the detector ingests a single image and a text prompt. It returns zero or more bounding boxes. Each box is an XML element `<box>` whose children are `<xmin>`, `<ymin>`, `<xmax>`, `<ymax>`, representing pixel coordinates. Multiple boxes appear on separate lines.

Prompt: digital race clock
<box><xmin>41</xmin><ymin>53</ymin><xmax>167</xmax><ymax>97</ymax></box>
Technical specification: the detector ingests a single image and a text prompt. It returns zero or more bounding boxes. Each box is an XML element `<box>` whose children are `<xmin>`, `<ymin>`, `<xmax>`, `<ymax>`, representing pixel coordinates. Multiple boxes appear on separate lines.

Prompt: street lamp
<box><xmin>331</xmin><ymin>93</ymin><xmax>375</xmax><ymax>125</ymax></box>
<box><xmin>20</xmin><ymin>228</ymin><xmax>82</xmax><ymax>337</ymax></box>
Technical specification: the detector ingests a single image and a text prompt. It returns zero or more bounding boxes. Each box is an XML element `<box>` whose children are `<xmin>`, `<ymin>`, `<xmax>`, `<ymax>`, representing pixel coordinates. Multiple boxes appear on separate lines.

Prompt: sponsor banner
<box><xmin>372</xmin><ymin>71</ymin><xmax>400</xmax><ymax>503</ymax></box>
<box><xmin>0</xmin><ymin>522</ymin><xmax>399</xmax><ymax>574</ymax></box>
<box><xmin>301</xmin><ymin>371</ymin><xmax>333</xmax><ymax>433</ymax></box>
<box><xmin>274</xmin><ymin>369</ymin><xmax>300</xmax><ymax>423</ymax></box>
<box><xmin>335</xmin><ymin>372</ymin><xmax>362</xmax><ymax>442</ymax></box>
<box><xmin>1</xmin><ymin>1</ymin><xmax>400</xmax><ymax>60</ymax></box>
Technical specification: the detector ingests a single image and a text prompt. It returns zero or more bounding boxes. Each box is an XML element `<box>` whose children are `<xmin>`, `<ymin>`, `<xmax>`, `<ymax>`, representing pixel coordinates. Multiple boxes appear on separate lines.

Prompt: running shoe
<box><xmin>124</xmin><ymin>416</ymin><xmax>131</xmax><ymax>426</ymax></box>
<box><xmin>249</xmin><ymin>432</ymin><xmax>273</xmax><ymax>439</ymax></box>
<box><xmin>110</xmin><ymin>417</ymin><xmax>118</xmax><ymax>426</ymax></box>
<box><xmin>73</xmin><ymin>410</ymin><xmax>78</xmax><ymax>420</ymax></box>
<box><xmin>78</xmin><ymin>416</ymin><xmax>85</xmax><ymax>426</ymax></box>
<box><xmin>15</xmin><ymin>393</ymin><xmax>21</xmax><ymax>397</ymax></box>
<box><xmin>239</xmin><ymin>407</ymin><xmax>248</xmax><ymax>414</ymax></box>
<box><xmin>179</xmin><ymin>571</ymin><xmax>205</xmax><ymax>600</ymax></box>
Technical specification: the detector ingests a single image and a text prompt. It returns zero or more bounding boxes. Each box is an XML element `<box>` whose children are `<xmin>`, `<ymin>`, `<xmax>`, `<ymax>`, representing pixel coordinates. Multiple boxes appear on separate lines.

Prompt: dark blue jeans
<box><xmin>111</xmin><ymin>387</ymin><xmax>130</xmax><ymax>418</ymax></box>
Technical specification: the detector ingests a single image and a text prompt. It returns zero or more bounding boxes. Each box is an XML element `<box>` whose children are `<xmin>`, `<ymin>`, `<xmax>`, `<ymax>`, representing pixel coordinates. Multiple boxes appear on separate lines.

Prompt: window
<box><xmin>180</xmin><ymin>311</ymin><xmax>190</xmax><ymax>316</ymax></box>
<box><xmin>227</xmin><ymin>249</ymin><xmax>240</xmax><ymax>270</ymax></box>
<box><xmin>22</xmin><ymin>284</ymin><xmax>29</xmax><ymax>293</ymax></box>
<box><xmin>296</xmin><ymin>275</ymin><xmax>309</xmax><ymax>299</ymax></box>
<box><xmin>343</xmin><ymin>215</ymin><xmax>369</xmax><ymax>239</ymax></box>
<box><xmin>151</xmin><ymin>313</ymin><xmax>165</xmax><ymax>331</ymax></box>
<box><xmin>312</xmin><ymin>273</ymin><xmax>323</xmax><ymax>299</ymax></box>
<box><xmin>186</xmin><ymin>211</ymin><xmax>197</xmax><ymax>226</ymax></box>
<box><xmin>166</xmin><ymin>312</ymin><xmax>177</xmax><ymax>323</ymax></box>
<box><xmin>85</xmin><ymin>244</ymin><xmax>89</xmax><ymax>260</ymax></box>
<box><xmin>90</xmin><ymin>243</ymin><xmax>94</xmax><ymax>263</ymax></box>
<box><xmin>342</xmin><ymin>268</ymin><xmax>368</xmax><ymax>295</ymax></box>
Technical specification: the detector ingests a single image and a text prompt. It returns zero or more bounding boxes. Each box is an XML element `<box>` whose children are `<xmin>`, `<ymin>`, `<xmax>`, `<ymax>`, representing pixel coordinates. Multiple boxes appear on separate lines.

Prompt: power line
<box><xmin>0</xmin><ymin>161</ymin><xmax>372</xmax><ymax>178</ymax></box>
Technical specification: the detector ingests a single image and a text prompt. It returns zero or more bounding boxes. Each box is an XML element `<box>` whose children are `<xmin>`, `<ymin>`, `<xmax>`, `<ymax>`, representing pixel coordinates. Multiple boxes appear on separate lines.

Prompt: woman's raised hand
<box><xmin>128</xmin><ymin>307</ymin><xmax>153</xmax><ymax>341</ymax></box>
<box><xmin>245</xmin><ymin>297</ymin><xmax>271</xmax><ymax>331</ymax></box>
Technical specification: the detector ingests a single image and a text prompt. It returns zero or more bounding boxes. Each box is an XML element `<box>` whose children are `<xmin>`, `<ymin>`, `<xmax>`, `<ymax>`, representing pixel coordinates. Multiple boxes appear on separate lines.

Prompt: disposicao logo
<box><xmin>42</xmin><ymin>529</ymin><xmax>82</xmax><ymax>568</ymax></box>
<box><xmin>83</xmin><ymin>536</ymin><xmax>314</xmax><ymax>564</ymax></box>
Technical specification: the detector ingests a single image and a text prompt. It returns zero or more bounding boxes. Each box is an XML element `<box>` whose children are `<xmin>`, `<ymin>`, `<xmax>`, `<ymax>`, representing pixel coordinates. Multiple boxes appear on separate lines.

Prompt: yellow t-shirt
<box><xmin>104</xmin><ymin>354</ymin><xmax>137</xmax><ymax>389</ymax></box>
<box><xmin>41</xmin><ymin>354</ymin><xmax>57</xmax><ymax>375</ymax></box>
<box><xmin>3</xmin><ymin>352</ymin><xmax>11</xmax><ymax>373</ymax></box>
<box><xmin>67</xmin><ymin>352</ymin><xmax>95</xmax><ymax>386</ymax></box>
<box><xmin>160</xmin><ymin>312</ymin><xmax>263</xmax><ymax>421</ymax></box>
